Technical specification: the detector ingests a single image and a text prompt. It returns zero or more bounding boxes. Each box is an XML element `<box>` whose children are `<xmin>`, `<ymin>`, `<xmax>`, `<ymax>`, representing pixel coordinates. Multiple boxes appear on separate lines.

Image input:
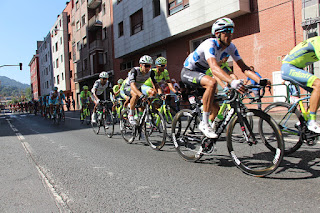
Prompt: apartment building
<box><xmin>112</xmin><ymin>0</ymin><xmax>304</xmax><ymax>101</ymax></box>
<box><xmin>29</xmin><ymin>41</ymin><xmax>42</xmax><ymax>100</ymax></box>
<box><xmin>38</xmin><ymin>33</ymin><xmax>53</xmax><ymax>96</ymax></box>
<box><xmin>51</xmin><ymin>12</ymin><xmax>71</xmax><ymax>95</ymax></box>
<box><xmin>63</xmin><ymin>1</ymin><xmax>77</xmax><ymax>106</ymax></box>
<box><xmin>72</xmin><ymin>0</ymin><xmax>115</xmax><ymax>107</ymax></box>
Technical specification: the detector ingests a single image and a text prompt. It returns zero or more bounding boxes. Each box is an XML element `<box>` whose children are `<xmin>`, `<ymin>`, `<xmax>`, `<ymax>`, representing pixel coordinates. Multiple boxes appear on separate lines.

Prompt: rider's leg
<box><xmin>128</xmin><ymin>90</ymin><xmax>139</xmax><ymax>125</ymax></box>
<box><xmin>309</xmin><ymin>79</ymin><xmax>320</xmax><ymax>120</ymax></box>
<box><xmin>201</xmin><ymin>75</ymin><xmax>217</xmax><ymax>124</ymax></box>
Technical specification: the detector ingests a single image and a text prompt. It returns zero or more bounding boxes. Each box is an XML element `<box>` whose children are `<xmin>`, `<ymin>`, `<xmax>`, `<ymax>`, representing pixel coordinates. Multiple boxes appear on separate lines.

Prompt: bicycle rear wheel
<box><xmin>226</xmin><ymin>109</ymin><xmax>284</xmax><ymax>177</ymax></box>
<box><xmin>104</xmin><ymin>109</ymin><xmax>115</xmax><ymax>138</ymax></box>
<box><xmin>263</xmin><ymin>102</ymin><xmax>303</xmax><ymax>155</ymax></box>
<box><xmin>92</xmin><ymin>114</ymin><xmax>102</xmax><ymax>134</ymax></box>
<box><xmin>171</xmin><ymin>109</ymin><xmax>203</xmax><ymax>162</ymax></box>
<box><xmin>120</xmin><ymin>108</ymin><xmax>136</xmax><ymax>143</ymax></box>
<box><xmin>144</xmin><ymin>109</ymin><xmax>167</xmax><ymax>150</ymax></box>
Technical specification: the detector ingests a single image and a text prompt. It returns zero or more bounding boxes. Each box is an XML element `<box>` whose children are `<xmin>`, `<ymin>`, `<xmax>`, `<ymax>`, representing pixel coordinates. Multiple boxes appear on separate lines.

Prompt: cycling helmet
<box><xmin>54</xmin><ymin>87</ymin><xmax>58</xmax><ymax>91</ymax></box>
<box><xmin>117</xmin><ymin>79</ymin><xmax>124</xmax><ymax>84</ymax></box>
<box><xmin>139</xmin><ymin>55</ymin><xmax>153</xmax><ymax>65</ymax></box>
<box><xmin>99</xmin><ymin>71</ymin><xmax>109</xmax><ymax>79</ymax></box>
<box><xmin>59</xmin><ymin>90</ymin><xmax>63</xmax><ymax>93</ymax></box>
<box><xmin>155</xmin><ymin>57</ymin><xmax>167</xmax><ymax>66</ymax></box>
<box><xmin>211</xmin><ymin>17</ymin><xmax>235</xmax><ymax>35</ymax></box>
<box><xmin>83</xmin><ymin>85</ymin><xmax>89</xmax><ymax>90</ymax></box>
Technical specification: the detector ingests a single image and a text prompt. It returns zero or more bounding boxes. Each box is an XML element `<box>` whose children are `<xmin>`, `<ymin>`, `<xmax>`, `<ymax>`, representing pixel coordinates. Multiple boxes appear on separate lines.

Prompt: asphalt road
<box><xmin>1</xmin><ymin>110</ymin><xmax>320</xmax><ymax>212</ymax></box>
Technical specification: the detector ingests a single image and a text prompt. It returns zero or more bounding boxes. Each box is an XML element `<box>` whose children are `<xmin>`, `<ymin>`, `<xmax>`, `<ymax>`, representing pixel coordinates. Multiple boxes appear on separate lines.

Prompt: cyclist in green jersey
<box><xmin>112</xmin><ymin>79</ymin><xmax>123</xmax><ymax>116</ymax></box>
<box><xmin>141</xmin><ymin>57</ymin><xmax>179</xmax><ymax>97</ymax></box>
<box><xmin>281</xmin><ymin>36</ymin><xmax>320</xmax><ymax>133</ymax></box>
<box><xmin>80</xmin><ymin>85</ymin><xmax>92</xmax><ymax>121</ymax></box>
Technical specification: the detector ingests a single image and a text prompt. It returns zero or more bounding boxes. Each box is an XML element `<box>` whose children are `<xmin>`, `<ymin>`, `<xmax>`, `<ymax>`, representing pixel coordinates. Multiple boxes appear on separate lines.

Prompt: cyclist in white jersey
<box><xmin>91</xmin><ymin>71</ymin><xmax>110</xmax><ymax>123</ymax></box>
<box><xmin>123</xmin><ymin>55</ymin><xmax>161</xmax><ymax>125</ymax></box>
<box><xmin>181</xmin><ymin>17</ymin><xmax>267</xmax><ymax>139</ymax></box>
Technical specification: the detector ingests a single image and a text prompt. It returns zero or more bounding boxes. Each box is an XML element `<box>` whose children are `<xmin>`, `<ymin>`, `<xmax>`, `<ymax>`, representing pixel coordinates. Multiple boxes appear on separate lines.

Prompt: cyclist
<box><xmin>91</xmin><ymin>71</ymin><xmax>110</xmax><ymax>123</ymax></box>
<box><xmin>58</xmin><ymin>90</ymin><xmax>66</xmax><ymax>108</ymax></box>
<box><xmin>141</xmin><ymin>57</ymin><xmax>179</xmax><ymax>97</ymax></box>
<box><xmin>49</xmin><ymin>87</ymin><xmax>60</xmax><ymax>119</ymax></box>
<box><xmin>181</xmin><ymin>17</ymin><xmax>263</xmax><ymax>138</ymax></box>
<box><xmin>122</xmin><ymin>55</ymin><xmax>160</xmax><ymax>125</ymax></box>
<box><xmin>80</xmin><ymin>85</ymin><xmax>92</xmax><ymax>122</ymax></box>
<box><xmin>112</xmin><ymin>78</ymin><xmax>123</xmax><ymax>117</ymax></box>
<box><xmin>281</xmin><ymin>36</ymin><xmax>320</xmax><ymax>133</ymax></box>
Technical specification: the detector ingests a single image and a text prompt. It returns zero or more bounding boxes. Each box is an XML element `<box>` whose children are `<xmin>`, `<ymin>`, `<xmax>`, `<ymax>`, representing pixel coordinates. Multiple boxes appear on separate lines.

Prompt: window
<box><xmin>102</xmin><ymin>3</ymin><xmax>106</xmax><ymax>15</ymax></box>
<box><xmin>168</xmin><ymin>0</ymin><xmax>189</xmax><ymax>15</ymax></box>
<box><xmin>153</xmin><ymin>0</ymin><xmax>160</xmax><ymax>17</ymax></box>
<box><xmin>103</xmin><ymin>27</ymin><xmax>107</xmax><ymax>40</ymax></box>
<box><xmin>46</xmin><ymin>81</ymin><xmax>49</xmax><ymax>89</ymax></box>
<box><xmin>62</xmin><ymin>73</ymin><xmax>64</xmax><ymax>80</ymax></box>
<box><xmin>190</xmin><ymin>34</ymin><xmax>211</xmax><ymax>51</ymax></box>
<box><xmin>57</xmin><ymin>75</ymin><xmax>60</xmax><ymax>84</ymax></box>
<box><xmin>56</xmin><ymin>58</ymin><xmax>59</xmax><ymax>68</ymax></box>
<box><xmin>45</xmin><ymin>54</ymin><xmax>48</xmax><ymax>62</ymax></box>
<box><xmin>98</xmin><ymin>52</ymin><xmax>104</xmax><ymax>65</ymax></box>
<box><xmin>118</xmin><ymin>22</ymin><xmax>124</xmax><ymax>37</ymax></box>
<box><xmin>120</xmin><ymin>61</ymin><xmax>134</xmax><ymax>71</ymax></box>
<box><xmin>130</xmin><ymin>9</ymin><xmax>143</xmax><ymax>35</ymax></box>
<box><xmin>61</xmin><ymin>55</ymin><xmax>63</xmax><ymax>63</ymax></box>
<box><xmin>52</xmin><ymin>45</ymin><xmax>55</xmax><ymax>52</ymax></box>
<box><xmin>83</xmin><ymin>36</ymin><xmax>87</xmax><ymax>47</ymax></box>
<box><xmin>81</xmin><ymin>15</ymin><xmax>86</xmax><ymax>26</ymax></box>
<box><xmin>75</xmin><ymin>1</ymin><xmax>79</xmax><ymax>10</ymax></box>
<box><xmin>60</xmin><ymin>37</ymin><xmax>62</xmax><ymax>45</ymax></box>
<box><xmin>76</xmin><ymin>21</ymin><xmax>80</xmax><ymax>31</ymax></box>
<box><xmin>77</xmin><ymin>42</ymin><xmax>81</xmax><ymax>51</ymax></box>
<box><xmin>59</xmin><ymin>19</ymin><xmax>61</xmax><ymax>27</ymax></box>
<box><xmin>55</xmin><ymin>42</ymin><xmax>58</xmax><ymax>51</ymax></box>
<box><xmin>104</xmin><ymin>52</ymin><xmax>108</xmax><ymax>64</ymax></box>
<box><xmin>83</xmin><ymin>58</ymin><xmax>88</xmax><ymax>70</ymax></box>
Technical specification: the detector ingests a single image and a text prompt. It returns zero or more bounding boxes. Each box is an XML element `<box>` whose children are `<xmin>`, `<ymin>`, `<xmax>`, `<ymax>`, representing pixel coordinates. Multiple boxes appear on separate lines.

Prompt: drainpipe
<box><xmin>292</xmin><ymin>0</ymin><xmax>297</xmax><ymax>46</ymax></box>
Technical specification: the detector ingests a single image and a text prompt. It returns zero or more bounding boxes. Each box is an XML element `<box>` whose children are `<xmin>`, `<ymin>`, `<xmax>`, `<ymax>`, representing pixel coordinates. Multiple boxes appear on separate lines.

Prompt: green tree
<box><xmin>25</xmin><ymin>87</ymin><xmax>32</xmax><ymax>100</ymax></box>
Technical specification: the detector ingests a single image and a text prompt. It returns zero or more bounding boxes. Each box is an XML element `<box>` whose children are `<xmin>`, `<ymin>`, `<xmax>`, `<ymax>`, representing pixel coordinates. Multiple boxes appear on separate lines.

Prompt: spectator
<box><xmin>72</xmin><ymin>98</ymin><xmax>75</xmax><ymax>111</ymax></box>
<box><xmin>244</xmin><ymin>66</ymin><xmax>262</xmax><ymax>109</ymax></box>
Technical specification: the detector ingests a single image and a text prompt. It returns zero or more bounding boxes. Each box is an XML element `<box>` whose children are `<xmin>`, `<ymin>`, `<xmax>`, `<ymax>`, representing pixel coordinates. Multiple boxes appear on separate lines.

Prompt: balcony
<box><xmin>88</xmin><ymin>16</ymin><xmax>103</xmax><ymax>31</ymax></box>
<box><xmin>88</xmin><ymin>0</ymin><xmax>102</xmax><ymax>9</ymax></box>
<box><xmin>89</xmin><ymin>40</ymin><xmax>103</xmax><ymax>53</ymax></box>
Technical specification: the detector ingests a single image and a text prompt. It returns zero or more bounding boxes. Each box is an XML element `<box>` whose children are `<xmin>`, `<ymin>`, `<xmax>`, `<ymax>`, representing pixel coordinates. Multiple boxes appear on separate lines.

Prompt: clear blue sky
<box><xmin>0</xmin><ymin>0</ymin><xmax>69</xmax><ymax>84</ymax></box>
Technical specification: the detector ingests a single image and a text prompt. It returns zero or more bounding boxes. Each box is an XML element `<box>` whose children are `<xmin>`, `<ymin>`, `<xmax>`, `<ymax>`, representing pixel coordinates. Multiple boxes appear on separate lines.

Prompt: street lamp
<box><xmin>0</xmin><ymin>63</ymin><xmax>23</xmax><ymax>70</ymax></box>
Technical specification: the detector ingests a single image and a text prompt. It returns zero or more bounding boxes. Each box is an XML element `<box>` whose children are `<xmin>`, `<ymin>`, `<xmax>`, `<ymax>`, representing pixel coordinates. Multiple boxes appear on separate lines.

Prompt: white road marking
<box><xmin>16</xmin><ymin>133</ymin><xmax>25</xmax><ymax>141</ymax></box>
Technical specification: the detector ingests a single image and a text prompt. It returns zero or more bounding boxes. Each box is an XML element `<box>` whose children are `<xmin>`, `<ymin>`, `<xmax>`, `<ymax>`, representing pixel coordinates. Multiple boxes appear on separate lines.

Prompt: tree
<box><xmin>25</xmin><ymin>87</ymin><xmax>32</xmax><ymax>100</ymax></box>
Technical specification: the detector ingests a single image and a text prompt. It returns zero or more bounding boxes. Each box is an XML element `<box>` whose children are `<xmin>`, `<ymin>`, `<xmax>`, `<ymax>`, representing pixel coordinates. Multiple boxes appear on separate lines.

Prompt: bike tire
<box><xmin>91</xmin><ymin>114</ymin><xmax>102</xmax><ymax>135</ymax></box>
<box><xmin>85</xmin><ymin>109</ymin><xmax>91</xmax><ymax>125</ymax></box>
<box><xmin>226</xmin><ymin>109</ymin><xmax>284</xmax><ymax>177</ymax></box>
<box><xmin>263</xmin><ymin>102</ymin><xmax>303</xmax><ymax>155</ymax></box>
<box><xmin>104</xmin><ymin>109</ymin><xmax>115</xmax><ymax>138</ymax></box>
<box><xmin>144</xmin><ymin>109</ymin><xmax>167</xmax><ymax>150</ymax></box>
<box><xmin>171</xmin><ymin>109</ymin><xmax>203</xmax><ymax>162</ymax></box>
<box><xmin>120</xmin><ymin>108</ymin><xmax>136</xmax><ymax>143</ymax></box>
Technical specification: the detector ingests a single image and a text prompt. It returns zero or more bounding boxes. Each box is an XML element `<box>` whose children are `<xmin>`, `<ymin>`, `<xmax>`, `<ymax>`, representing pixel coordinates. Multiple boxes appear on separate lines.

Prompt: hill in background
<box><xmin>0</xmin><ymin>76</ymin><xmax>30</xmax><ymax>98</ymax></box>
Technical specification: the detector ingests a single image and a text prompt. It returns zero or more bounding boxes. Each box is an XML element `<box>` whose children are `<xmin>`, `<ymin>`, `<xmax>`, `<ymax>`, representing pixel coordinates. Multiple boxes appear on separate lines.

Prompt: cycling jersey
<box><xmin>113</xmin><ymin>85</ymin><xmax>120</xmax><ymax>98</ymax></box>
<box><xmin>91</xmin><ymin>79</ymin><xmax>110</xmax><ymax>96</ymax></box>
<box><xmin>144</xmin><ymin>68</ymin><xmax>170</xmax><ymax>87</ymax></box>
<box><xmin>184</xmin><ymin>38</ymin><xmax>241</xmax><ymax>73</ymax></box>
<box><xmin>282</xmin><ymin>36</ymin><xmax>320</xmax><ymax>68</ymax></box>
<box><xmin>281</xmin><ymin>36</ymin><xmax>320</xmax><ymax>92</ymax></box>
<box><xmin>123</xmin><ymin>67</ymin><xmax>156</xmax><ymax>89</ymax></box>
<box><xmin>80</xmin><ymin>91</ymin><xmax>92</xmax><ymax>100</ymax></box>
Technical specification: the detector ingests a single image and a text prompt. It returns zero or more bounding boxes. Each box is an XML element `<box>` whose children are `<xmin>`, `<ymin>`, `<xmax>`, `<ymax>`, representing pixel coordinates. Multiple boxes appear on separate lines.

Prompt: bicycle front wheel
<box><xmin>263</xmin><ymin>102</ymin><xmax>303</xmax><ymax>155</ymax></box>
<box><xmin>120</xmin><ymin>108</ymin><xmax>136</xmax><ymax>143</ymax></box>
<box><xmin>226</xmin><ymin>109</ymin><xmax>284</xmax><ymax>177</ymax></box>
<box><xmin>104</xmin><ymin>109</ymin><xmax>114</xmax><ymax>138</ymax></box>
<box><xmin>144</xmin><ymin>109</ymin><xmax>167</xmax><ymax>150</ymax></box>
<box><xmin>171</xmin><ymin>109</ymin><xmax>203</xmax><ymax>162</ymax></box>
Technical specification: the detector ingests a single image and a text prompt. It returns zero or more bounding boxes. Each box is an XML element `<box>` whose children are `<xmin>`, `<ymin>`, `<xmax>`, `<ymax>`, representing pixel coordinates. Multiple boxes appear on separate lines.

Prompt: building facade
<box><xmin>38</xmin><ymin>33</ymin><xmax>53</xmax><ymax>96</ymax></box>
<box><xmin>72</xmin><ymin>0</ymin><xmax>115</xmax><ymax>107</ymax></box>
<box><xmin>51</xmin><ymin>12</ymin><xmax>71</xmax><ymax>94</ymax></box>
<box><xmin>29</xmin><ymin>41</ymin><xmax>42</xmax><ymax>100</ymax></box>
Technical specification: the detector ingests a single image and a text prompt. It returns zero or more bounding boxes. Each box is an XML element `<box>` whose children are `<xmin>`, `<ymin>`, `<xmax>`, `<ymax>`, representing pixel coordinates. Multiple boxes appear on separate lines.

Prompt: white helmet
<box><xmin>139</xmin><ymin>55</ymin><xmax>153</xmax><ymax>65</ymax></box>
<box><xmin>99</xmin><ymin>71</ymin><xmax>109</xmax><ymax>79</ymax></box>
<box><xmin>211</xmin><ymin>17</ymin><xmax>235</xmax><ymax>35</ymax></box>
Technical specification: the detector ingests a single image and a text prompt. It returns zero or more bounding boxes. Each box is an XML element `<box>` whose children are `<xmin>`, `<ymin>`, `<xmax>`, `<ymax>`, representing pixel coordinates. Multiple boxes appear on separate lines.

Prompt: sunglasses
<box><xmin>220</xmin><ymin>27</ymin><xmax>234</xmax><ymax>34</ymax></box>
<box><xmin>158</xmin><ymin>65</ymin><xmax>166</xmax><ymax>68</ymax></box>
<box><xmin>143</xmin><ymin>64</ymin><xmax>151</xmax><ymax>68</ymax></box>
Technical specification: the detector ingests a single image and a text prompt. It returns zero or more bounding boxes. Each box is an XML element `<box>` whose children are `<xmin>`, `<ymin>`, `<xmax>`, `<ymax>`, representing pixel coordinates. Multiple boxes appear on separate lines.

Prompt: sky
<box><xmin>0</xmin><ymin>0</ymin><xmax>69</xmax><ymax>85</ymax></box>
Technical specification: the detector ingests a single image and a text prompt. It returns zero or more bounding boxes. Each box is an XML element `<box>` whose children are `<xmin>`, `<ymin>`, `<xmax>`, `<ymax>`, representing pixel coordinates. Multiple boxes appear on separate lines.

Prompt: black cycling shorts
<box><xmin>180</xmin><ymin>67</ymin><xmax>206</xmax><ymax>88</ymax></box>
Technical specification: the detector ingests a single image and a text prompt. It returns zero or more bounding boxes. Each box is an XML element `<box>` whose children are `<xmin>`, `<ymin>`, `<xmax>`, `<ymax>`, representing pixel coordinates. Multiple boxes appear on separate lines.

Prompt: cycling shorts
<box><xmin>180</xmin><ymin>67</ymin><xmax>206</xmax><ymax>88</ymax></box>
<box><xmin>141</xmin><ymin>85</ymin><xmax>153</xmax><ymax>96</ymax></box>
<box><xmin>281</xmin><ymin>63</ymin><xmax>318</xmax><ymax>93</ymax></box>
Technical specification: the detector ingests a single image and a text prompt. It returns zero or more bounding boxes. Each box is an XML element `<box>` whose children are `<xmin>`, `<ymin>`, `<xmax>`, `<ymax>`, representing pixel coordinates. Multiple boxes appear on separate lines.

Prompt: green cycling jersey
<box><xmin>144</xmin><ymin>68</ymin><xmax>170</xmax><ymax>87</ymax></box>
<box><xmin>282</xmin><ymin>36</ymin><xmax>320</xmax><ymax>68</ymax></box>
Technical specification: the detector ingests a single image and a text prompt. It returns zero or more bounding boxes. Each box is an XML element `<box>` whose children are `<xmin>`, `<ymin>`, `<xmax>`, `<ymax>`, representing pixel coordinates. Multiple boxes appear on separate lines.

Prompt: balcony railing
<box><xmin>89</xmin><ymin>40</ymin><xmax>103</xmax><ymax>53</ymax></box>
<box><xmin>88</xmin><ymin>0</ymin><xmax>102</xmax><ymax>9</ymax></box>
<box><xmin>88</xmin><ymin>16</ymin><xmax>103</xmax><ymax>31</ymax></box>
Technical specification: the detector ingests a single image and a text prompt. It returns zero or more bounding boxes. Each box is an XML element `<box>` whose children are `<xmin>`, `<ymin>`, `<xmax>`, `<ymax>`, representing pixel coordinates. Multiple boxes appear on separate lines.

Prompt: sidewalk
<box><xmin>0</xmin><ymin>115</ymin><xmax>60</xmax><ymax>212</ymax></box>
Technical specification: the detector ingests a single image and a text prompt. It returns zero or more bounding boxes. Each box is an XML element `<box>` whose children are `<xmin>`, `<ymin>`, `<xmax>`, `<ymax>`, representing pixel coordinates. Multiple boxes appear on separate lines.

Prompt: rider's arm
<box><xmin>236</xmin><ymin>59</ymin><xmax>261</xmax><ymax>83</ymax></box>
<box><xmin>207</xmin><ymin>57</ymin><xmax>234</xmax><ymax>85</ymax></box>
<box><xmin>92</xmin><ymin>88</ymin><xmax>99</xmax><ymax>101</ymax></box>
<box><xmin>150</xmin><ymin>71</ymin><xmax>162</xmax><ymax>95</ymax></box>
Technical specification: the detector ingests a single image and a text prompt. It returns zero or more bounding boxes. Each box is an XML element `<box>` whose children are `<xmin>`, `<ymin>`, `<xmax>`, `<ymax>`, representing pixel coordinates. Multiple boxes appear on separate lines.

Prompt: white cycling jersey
<box><xmin>91</xmin><ymin>79</ymin><xmax>110</xmax><ymax>96</ymax></box>
<box><xmin>183</xmin><ymin>38</ymin><xmax>242</xmax><ymax>73</ymax></box>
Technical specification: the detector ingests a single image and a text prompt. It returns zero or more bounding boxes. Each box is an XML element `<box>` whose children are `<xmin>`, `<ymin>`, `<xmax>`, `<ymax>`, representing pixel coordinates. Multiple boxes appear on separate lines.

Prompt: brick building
<box><xmin>29</xmin><ymin>41</ymin><xmax>42</xmax><ymax>100</ymax></box>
